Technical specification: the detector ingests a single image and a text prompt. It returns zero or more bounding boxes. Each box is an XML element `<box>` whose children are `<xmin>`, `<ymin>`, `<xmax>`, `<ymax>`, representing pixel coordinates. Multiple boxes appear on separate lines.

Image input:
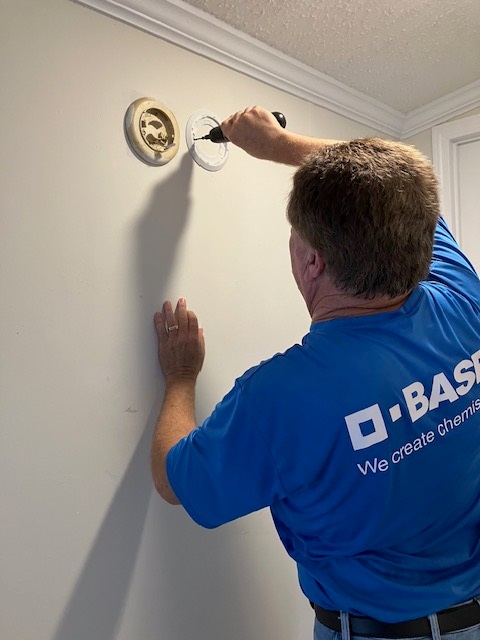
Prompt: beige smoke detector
<box><xmin>124</xmin><ymin>98</ymin><xmax>180</xmax><ymax>166</ymax></box>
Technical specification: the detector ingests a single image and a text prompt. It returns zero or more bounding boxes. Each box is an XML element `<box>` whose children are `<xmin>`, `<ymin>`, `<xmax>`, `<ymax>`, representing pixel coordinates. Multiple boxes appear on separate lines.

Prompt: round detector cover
<box><xmin>186</xmin><ymin>111</ymin><xmax>229</xmax><ymax>172</ymax></box>
<box><xmin>124</xmin><ymin>98</ymin><xmax>180</xmax><ymax>166</ymax></box>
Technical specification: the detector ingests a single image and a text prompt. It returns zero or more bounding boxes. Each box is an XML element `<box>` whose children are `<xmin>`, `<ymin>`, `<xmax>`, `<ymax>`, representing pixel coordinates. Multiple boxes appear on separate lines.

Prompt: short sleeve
<box><xmin>427</xmin><ymin>217</ymin><xmax>480</xmax><ymax>302</ymax></box>
<box><xmin>166</xmin><ymin>380</ymin><xmax>288</xmax><ymax>529</ymax></box>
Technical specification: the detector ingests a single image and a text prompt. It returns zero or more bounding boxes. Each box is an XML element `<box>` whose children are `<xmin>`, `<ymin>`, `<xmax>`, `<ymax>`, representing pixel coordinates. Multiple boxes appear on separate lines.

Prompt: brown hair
<box><xmin>286</xmin><ymin>138</ymin><xmax>440</xmax><ymax>298</ymax></box>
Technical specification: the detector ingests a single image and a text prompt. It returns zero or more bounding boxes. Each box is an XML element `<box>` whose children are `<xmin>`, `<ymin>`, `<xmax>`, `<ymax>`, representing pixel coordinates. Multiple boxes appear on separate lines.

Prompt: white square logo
<box><xmin>345</xmin><ymin>404</ymin><xmax>388</xmax><ymax>451</ymax></box>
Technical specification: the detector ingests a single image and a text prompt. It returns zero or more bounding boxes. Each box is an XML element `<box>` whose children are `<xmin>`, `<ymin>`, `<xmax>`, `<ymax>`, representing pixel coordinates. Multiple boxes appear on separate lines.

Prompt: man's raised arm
<box><xmin>220</xmin><ymin>106</ymin><xmax>342</xmax><ymax>166</ymax></box>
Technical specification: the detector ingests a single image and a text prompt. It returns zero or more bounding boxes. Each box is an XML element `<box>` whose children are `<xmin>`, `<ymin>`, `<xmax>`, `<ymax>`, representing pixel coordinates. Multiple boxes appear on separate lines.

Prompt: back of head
<box><xmin>287</xmin><ymin>138</ymin><xmax>440</xmax><ymax>299</ymax></box>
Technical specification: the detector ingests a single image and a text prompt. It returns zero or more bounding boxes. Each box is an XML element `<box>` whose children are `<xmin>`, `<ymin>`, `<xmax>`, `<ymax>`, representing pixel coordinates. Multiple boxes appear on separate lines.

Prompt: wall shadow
<box><xmin>53</xmin><ymin>154</ymin><xmax>194</xmax><ymax>640</ymax></box>
<box><xmin>135</xmin><ymin>153</ymin><xmax>194</xmax><ymax>308</ymax></box>
<box><xmin>52</xmin><ymin>150</ymin><xmax>281</xmax><ymax>640</ymax></box>
<box><xmin>133</xmin><ymin>153</ymin><xmax>267</xmax><ymax>639</ymax></box>
<box><xmin>134</xmin><ymin>156</ymin><xmax>278</xmax><ymax>640</ymax></box>
<box><xmin>52</xmin><ymin>424</ymin><xmax>153</xmax><ymax>640</ymax></box>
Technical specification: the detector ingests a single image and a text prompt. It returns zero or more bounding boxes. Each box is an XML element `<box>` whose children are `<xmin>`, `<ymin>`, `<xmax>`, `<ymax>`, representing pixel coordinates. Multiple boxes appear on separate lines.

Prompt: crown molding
<box><xmin>73</xmin><ymin>0</ymin><xmax>479</xmax><ymax>140</ymax></box>
<box><xmin>402</xmin><ymin>80</ymin><xmax>480</xmax><ymax>139</ymax></box>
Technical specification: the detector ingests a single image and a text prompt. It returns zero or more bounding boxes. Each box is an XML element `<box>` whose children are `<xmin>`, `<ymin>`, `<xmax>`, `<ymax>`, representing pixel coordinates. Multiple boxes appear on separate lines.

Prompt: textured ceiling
<box><xmin>181</xmin><ymin>0</ymin><xmax>480</xmax><ymax>113</ymax></box>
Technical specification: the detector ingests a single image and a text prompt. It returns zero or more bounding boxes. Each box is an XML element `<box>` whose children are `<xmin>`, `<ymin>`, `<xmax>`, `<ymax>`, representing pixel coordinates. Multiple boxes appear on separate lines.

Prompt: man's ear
<box><xmin>305</xmin><ymin>250</ymin><xmax>325</xmax><ymax>281</ymax></box>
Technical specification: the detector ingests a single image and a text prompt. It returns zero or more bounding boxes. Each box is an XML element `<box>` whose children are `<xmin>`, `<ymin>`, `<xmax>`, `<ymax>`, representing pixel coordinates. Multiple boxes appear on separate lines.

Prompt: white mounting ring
<box><xmin>124</xmin><ymin>98</ymin><xmax>180</xmax><ymax>166</ymax></box>
<box><xmin>186</xmin><ymin>110</ymin><xmax>229</xmax><ymax>172</ymax></box>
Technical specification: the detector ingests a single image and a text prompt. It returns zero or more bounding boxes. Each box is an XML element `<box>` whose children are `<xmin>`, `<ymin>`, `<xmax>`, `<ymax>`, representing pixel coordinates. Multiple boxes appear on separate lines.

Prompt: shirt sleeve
<box><xmin>427</xmin><ymin>217</ymin><xmax>480</xmax><ymax>302</ymax></box>
<box><xmin>165</xmin><ymin>380</ymin><xmax>288</xmax><ymax>529</ymax></box>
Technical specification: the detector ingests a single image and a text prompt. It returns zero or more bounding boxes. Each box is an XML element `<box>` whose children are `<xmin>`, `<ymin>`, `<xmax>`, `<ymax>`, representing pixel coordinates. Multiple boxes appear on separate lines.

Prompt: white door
<box><xmin>457</xmin><ymin>138</ymin><xmax>480</xmax><ymax>272</ymax></box>
<box><xmin>433</xmin><ymin>114</ymin><xmax>480</xmax><ymax>272</ymax></box>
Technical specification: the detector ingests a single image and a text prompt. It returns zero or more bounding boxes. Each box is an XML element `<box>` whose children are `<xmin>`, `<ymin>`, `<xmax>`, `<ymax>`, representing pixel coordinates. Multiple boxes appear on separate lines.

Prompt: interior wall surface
<box><xmin>404</xmin><ymin>106</ymin><xmax>480</xmax><ymax>159</ymax></box>
<box><xmin>0</xmin><ymin>1</ymin><xmax>387</xmax><ymax>639</ymax></box>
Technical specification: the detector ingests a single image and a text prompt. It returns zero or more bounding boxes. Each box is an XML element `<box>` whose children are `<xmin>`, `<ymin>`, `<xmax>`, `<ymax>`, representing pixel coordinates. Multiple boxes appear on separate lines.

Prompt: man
<box><xmin>151</xmin><ymin>107</ymin><xmax>480</xmax><ymax>639</ymax></box>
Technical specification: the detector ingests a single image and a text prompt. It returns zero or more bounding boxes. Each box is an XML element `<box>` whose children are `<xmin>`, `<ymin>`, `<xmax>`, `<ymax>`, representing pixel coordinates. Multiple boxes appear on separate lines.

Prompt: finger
<box><xmin>188</xmin><ymin>312</ymin><xmax>204</xmax><ymax>365</ymax></box>
<box><xmin>198</xmin><ymin>326</ymin><xmax>206</xmax><ymax>368</ymax></box>
<box><xmin>223</xmin><ymin>108</ymin><xmax>248</xmax><ymax>132</ymax></box>
<box><xmin>175</xmin><ymin>298</ymin><xmax>188</xmax><ymax>334</ymax></box>
<box><xmin>221</xmin><ymin>115</ymin><xmax>236</xmax><ymax>137</ymax></box>
<box><xmin>162</xmin><ymin>300</ymin><xmax>178</xmax><ymax>335</ymax></box>
<box><xmin>154</xmin><ymin>311</ymin><xmax>164</xmax><ymax>331</ymax></box>
<box><xmin>221</xmin><ymin>113</ymin><xmax>233</xmax><ymax>127</ymax></box>
<box><xmin>163</xmin><ymin>300</ymin><xmax>175</xmax><ymax>326</ymax></box>
<box><xmin>187</xmin><ymin>309</ymin><xmax>198</xmax><ymax>335</ymax></box>
<box><xmin>154</xmin><ymin>311</ymin><xmax>168</xmax><ymax>344</ymax></box>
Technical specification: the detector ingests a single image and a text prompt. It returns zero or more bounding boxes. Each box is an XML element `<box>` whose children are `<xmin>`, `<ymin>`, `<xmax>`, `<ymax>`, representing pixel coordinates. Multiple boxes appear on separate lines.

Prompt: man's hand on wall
<box><xmin>154</xmin><ymin>298</ymin><xmax>205</xmax><ymax>382</ymax></box>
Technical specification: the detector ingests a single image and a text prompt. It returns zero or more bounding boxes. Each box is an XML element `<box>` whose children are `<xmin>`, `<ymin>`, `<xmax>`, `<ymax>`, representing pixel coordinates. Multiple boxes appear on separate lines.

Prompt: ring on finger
<box><xmin>167</xmin><ymin>325</ymin><xmax>179</xmax><ymax>332</ymax></box>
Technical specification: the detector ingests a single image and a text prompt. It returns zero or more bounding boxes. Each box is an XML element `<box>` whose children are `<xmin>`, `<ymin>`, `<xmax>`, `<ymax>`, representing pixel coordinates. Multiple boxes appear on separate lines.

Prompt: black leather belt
<box><xmin>312</xmin><ymin>599</ymin><xmax>480</xmax><ymax>639</ymax></box>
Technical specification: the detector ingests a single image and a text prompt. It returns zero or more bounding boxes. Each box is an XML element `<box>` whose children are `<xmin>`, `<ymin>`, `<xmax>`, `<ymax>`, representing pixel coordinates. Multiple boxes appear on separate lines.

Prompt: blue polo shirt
<box><xmin>167</xmin><ymin>217</ymin><xmax>480</xmax><ymax>622</ymax></box>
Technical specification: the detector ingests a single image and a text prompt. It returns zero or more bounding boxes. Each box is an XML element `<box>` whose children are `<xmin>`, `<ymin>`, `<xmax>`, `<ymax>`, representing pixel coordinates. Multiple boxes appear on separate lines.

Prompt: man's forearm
<box><xmin>151</xmin><ymin>377</ymin><xmax>197</xmax><ymax>505</ymax></box>
<box><xmin>220</xmin><ymin>107</ymin><xmax>342</xmax><ymax>166</ymax></box>
<box><xmin>274</xmin><ymin>131</ymin><xmax>343</xmax><ymax>166</ymax></box>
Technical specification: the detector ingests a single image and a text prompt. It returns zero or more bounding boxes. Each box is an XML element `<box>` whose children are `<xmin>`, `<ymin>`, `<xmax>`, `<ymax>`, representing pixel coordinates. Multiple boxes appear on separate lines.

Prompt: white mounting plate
<box><xmin>186</xmin><ymin>110</ymin><xmax>229</xmax><ymax>172</ymax></box>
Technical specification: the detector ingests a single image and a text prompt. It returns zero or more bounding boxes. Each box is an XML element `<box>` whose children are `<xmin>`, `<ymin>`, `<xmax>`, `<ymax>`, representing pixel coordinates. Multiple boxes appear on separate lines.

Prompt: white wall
<box><xmin>0</xmin><ymin>2</ymin><xmax>389</xmax><ymax>639</ymax></box>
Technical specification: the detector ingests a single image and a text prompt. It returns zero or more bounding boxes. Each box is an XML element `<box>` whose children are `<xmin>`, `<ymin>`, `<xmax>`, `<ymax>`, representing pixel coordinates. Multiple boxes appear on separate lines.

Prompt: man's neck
<box><xmin>310</xmin><ymin>289</ymin><xmax>412</xmax><ymax>324</ymax></box>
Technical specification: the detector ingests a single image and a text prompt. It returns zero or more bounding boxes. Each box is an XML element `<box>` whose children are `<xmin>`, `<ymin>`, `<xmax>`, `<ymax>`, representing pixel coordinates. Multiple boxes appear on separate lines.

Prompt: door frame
<box><xmin>432</xmin><ymin>113</ymin><xmax>480</xmax><ymax>241</ymax></box>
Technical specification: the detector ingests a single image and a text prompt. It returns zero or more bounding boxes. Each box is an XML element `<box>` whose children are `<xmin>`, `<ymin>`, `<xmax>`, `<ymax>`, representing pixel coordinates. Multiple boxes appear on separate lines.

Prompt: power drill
<box><xmin>194</xmin><ymin>111</ymin><xmax>287</xmax><ymax>143</ymax></box>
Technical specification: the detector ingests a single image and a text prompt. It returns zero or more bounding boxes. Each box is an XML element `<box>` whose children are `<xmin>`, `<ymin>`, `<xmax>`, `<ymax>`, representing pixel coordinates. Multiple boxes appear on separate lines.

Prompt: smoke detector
<box><xmin>124</xmin><ymin>98</ymin><xmax>180</xmax><ymax>166</ymax></box>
